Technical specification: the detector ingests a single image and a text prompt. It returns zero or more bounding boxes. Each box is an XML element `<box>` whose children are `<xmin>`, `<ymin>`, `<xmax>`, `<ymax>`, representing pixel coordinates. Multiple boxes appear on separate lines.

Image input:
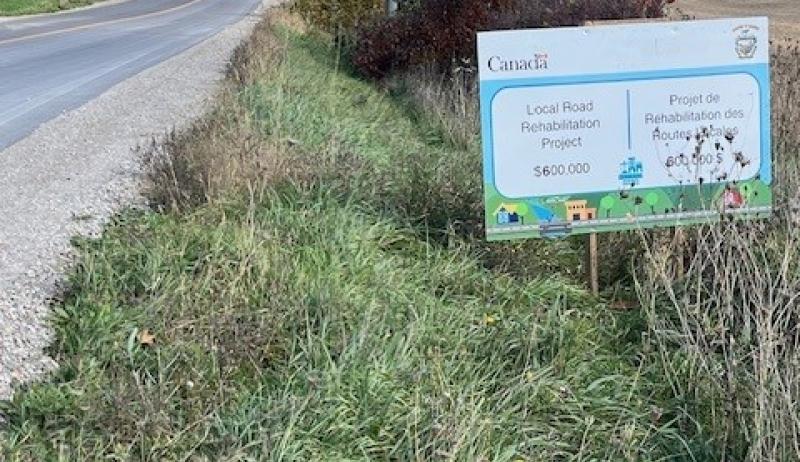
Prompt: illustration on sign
<box><xmin>478</xmin><ymin>17</ymin><xmax>771</xmax><ymax>240</ymax></box>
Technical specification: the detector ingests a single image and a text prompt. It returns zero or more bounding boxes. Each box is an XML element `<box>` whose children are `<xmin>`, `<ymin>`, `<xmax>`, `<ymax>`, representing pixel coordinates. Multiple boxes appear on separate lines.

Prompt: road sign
<box><xmin>478</xmin><ymin>18</ymin><xmax>771</xmax><ymax>240</ymax></box>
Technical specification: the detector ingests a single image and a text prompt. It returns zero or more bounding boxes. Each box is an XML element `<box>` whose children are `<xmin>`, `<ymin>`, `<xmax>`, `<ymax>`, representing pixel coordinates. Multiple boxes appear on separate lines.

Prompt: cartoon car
<box><xmin>539</xmin><ymin>219</ymin><xmax>572</xmax><ymax>237</ymax></box>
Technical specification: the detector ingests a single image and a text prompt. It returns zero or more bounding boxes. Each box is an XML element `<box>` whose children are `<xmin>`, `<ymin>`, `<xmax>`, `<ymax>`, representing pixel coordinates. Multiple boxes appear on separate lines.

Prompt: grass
<box><xmin>0</xmin><ymin>0</ymin><xmax>103</xmax><ymax>16</ymax></box>
<box><xmin>0</xmin><ymin>196</ymin><xmax>691</xmax><ymax>460</ymax></box>
<box><xmin>384</xmin><ymin>36</ymin><xmax>800</xmax><ymax>460</ymax></box>
<box><xmin>0</xmin><ymin>11</ymin><xmax>707</xmax><ymax>461</ymax></box>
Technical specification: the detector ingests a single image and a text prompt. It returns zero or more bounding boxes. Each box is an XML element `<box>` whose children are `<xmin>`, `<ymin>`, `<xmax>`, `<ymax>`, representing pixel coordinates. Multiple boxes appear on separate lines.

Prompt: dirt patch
<box><xmin>672</xmin><ymin>0</ymin><xmax>799</xmax><ymax>41</ymax></box>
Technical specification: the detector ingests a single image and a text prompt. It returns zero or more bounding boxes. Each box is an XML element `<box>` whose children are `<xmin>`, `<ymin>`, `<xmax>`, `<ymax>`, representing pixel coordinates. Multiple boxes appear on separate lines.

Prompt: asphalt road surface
<box><xmin>0</xmin><ymin>0</ymin><xmax>262</xmax><ymax>152</ymax></box>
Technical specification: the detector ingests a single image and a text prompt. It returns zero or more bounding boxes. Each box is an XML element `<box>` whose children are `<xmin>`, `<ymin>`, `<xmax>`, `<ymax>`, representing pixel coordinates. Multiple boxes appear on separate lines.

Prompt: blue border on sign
<box><xmin>479</xmin><ymin>64</ymin><xmax>772</xmax><ymax>198</ymax></box>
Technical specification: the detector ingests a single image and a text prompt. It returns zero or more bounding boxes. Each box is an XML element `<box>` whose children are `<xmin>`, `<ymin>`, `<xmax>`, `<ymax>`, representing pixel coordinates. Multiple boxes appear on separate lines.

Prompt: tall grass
<box><xmin>386</xmin><ymin>23</ymin><xmax>800</xmax><ymax>462</ymax></box>
<box><xmin>0</xmin><ymin>10</ymin><xmax>700</xmax><ymax>461</ymax></box>
<box><xmin>635</xmin><ymin>42</ymin><xmax>800</xmax><ymax>461</ymax></box>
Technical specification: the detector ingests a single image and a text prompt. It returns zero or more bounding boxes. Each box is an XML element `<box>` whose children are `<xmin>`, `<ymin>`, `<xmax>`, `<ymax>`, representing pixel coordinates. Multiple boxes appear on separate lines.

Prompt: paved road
<box><xmin>673</xmin><ymin>0</ymin><xmax>799</xmax><ymax>40</ymax></box>
<box><xmin>0</xmin><ymin>0</ymin><xmax>261</xmax><ymax>151</ymax></box>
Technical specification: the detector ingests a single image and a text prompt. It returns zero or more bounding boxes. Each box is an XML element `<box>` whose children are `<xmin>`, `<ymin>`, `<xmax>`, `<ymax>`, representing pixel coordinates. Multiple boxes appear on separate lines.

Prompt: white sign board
<box><xmin>478</xmin><ymin>18</ymin><xmax>771</xmax><ymax>240</ymax></box>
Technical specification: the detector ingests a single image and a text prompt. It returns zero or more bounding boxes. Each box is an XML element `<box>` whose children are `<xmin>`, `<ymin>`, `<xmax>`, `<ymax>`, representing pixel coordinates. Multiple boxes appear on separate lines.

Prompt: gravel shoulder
<box><xmin>0</xmin><ymin>0</ymin><xmax>270</xmax><ymax>401</ymax></box>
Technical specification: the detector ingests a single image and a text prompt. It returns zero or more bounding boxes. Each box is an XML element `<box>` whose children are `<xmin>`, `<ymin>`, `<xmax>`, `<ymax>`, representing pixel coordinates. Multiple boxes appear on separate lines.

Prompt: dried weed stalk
<box><xmin>637</xmin><ymin>42</ymin><xmax>800</xmax><ymax>461</ymax></box>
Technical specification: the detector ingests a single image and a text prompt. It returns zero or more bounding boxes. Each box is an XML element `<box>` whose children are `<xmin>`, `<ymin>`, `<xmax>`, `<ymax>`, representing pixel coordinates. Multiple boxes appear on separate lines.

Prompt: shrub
<box><xmin>352</xmin><ymin>0</ymin><xmax>669</xmax><ymax>79</ymax></box>
<box><xmin>292</xmin><ymin>0</ymin><xmax>385</xmax><ymax>33</ymax></box>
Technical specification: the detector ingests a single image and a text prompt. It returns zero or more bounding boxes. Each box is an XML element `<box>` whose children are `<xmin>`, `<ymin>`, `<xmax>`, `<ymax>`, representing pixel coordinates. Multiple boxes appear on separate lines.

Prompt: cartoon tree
<box><xmin>645</xmin><ymin>192</ymin><xmax>659</xmax><ymax>214</ymax></box>
<box><xmin>600</xmin><ymin>195</ymin><xmax>616</xmax><ymax>218</ymax></box>
<box><xmin>516</xmin><ymin>203</ymin><xmax>530</xmax><ymax>224</ymax></box>
<box><xmin>740</xmin><ymin>183</ymin><xmax>764</xmax><ymax>202</ymax></box>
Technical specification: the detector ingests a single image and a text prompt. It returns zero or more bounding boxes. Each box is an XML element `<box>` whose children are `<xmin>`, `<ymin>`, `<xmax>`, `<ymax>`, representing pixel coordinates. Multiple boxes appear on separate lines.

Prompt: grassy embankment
<box><xmin>0</xmin><ymin>0</ymin><xmax>102</xmax><ymax>16</ymax></box>
<box><xmin>1</xmin><ymin>11</ymin><xmax>713</xmax><ymax>461</ymax></box>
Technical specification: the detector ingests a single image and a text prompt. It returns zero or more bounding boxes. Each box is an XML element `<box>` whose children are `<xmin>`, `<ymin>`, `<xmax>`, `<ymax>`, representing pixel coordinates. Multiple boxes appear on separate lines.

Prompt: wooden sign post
<box><xmin>587</xmin><ymin>233</ymin><xmax>599</xmax><ymax>296</ymax></box>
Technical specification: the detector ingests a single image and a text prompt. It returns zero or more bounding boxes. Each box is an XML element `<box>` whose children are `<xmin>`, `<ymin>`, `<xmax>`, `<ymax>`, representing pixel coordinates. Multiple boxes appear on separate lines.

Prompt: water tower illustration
<box><xmin>619</xmin><ymin>156</ymin><xmax>644</xmax><ymax>187</ymax></box>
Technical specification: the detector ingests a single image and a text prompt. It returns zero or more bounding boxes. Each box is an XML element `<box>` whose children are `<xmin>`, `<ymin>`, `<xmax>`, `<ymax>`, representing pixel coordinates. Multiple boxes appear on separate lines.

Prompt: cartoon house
<box><xmin>495</xmin><ymin>203</ymin><xmax>524</xmax><ymax>225</ymax></box>
<box><xmin>619</xmin><ymin>156</ymin><xmax>644</xmax><ymax>187</ymax></box>
<box><xmin>564</xmin><ymin>200</ymin><xmax>597</xmax><ymax>221</ymax></box>
<box><xmin>723</xmin><ymin>187</ymin><xmax>745</xmax><ymax>208</ymax></box>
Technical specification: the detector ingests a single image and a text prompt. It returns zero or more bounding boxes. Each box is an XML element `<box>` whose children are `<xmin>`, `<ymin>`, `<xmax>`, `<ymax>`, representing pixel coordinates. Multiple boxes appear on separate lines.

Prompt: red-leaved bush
<box><xmin>352</xmin><ymin>0</ymin><xmax>669</xmax><ymax>79</ymax></box>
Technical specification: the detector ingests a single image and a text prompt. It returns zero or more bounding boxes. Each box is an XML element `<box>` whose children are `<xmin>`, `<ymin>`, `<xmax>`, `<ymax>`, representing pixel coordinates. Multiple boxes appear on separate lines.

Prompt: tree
<box><xmin>600</xmin><ymin>195</ymin><xmax>616</xmax><ymax>218</ymax></box>
<box><xmin>645</xmin><ymin>192</ymin><xmax>659</xmax><ymax>214</ymax></box>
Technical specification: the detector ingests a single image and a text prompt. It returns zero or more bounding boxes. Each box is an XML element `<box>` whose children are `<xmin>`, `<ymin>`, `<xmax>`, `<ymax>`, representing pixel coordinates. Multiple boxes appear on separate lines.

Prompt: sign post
<box><xmin>587</xmin><ymin>233</ymin><xmax>599</xmax><ymax>296</ymax></box>
<box><xmin>478</xmin><ymin>18</ymin><xmax>771</xmax><ymax>292</ymax></box>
